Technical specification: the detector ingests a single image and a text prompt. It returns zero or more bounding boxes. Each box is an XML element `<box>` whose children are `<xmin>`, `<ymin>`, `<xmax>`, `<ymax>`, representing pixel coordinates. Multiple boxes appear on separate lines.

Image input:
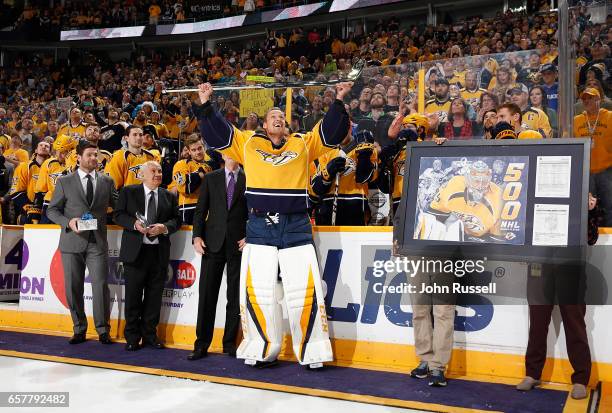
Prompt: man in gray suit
<box><xmin>47</xmin><ymin>140</ymin><xmax>118</xmax><ymax>345</ymax></box>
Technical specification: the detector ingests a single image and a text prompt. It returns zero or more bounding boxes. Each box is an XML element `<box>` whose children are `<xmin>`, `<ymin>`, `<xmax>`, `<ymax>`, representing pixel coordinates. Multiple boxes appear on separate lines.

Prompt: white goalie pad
<box><xmin>278</xmin><ymin>244</ymin><xmax>333</xmax><ymax>365</ymax></box>
<box><xmin>415</xmin><ymin>212</ymin><xmax>464</xmax><ymax>241</ymax></box>
<box><xmin>237</xmin><ymin>244</ymin><xmax>283</xmax><ymax>362</ymax></box>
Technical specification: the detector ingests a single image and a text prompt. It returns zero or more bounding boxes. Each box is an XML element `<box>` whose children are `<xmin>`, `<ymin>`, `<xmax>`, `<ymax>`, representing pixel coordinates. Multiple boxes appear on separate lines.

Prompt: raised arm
<box><xmin>193</xmin><ymin>83</ymin><xmax>245</xmax><ymax>163</ymax></box>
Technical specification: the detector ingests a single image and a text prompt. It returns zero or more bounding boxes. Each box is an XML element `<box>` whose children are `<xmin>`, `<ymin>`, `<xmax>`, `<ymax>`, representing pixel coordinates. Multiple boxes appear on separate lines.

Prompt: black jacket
<box><xmin>193</xmin><ymin>168</ymin><xmax>247</xmax><ymax>254</ymax></box>
<box><xmin>114</xmin><ymin>184</ymin><xmax>181</xmax><ymax>264</ymax></box>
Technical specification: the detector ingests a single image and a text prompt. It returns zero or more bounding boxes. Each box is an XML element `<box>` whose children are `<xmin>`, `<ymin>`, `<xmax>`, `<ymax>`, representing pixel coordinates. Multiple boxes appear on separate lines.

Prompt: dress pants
<box><xmin>526</xmin><ymin>304</ymin><xmax>591</xmax><ymax>385</ymax></box>
<box><xmin>61</xmin><ymin>238</ymin><xmax>110</xmax><ymax>335</ymax></box>
<box><xmin>123</xmin><ymin>244</ymin><xmax>165</xmax><ymax>345</ymax></box>
<box><xmin>193</xmin><ymin>239</ymin><xmax>241</xmax><ymax>352</ymax></box>
<box><xmin>525</xmin><ymin>263</ymin><xmax>591</xmax><ymax>385</ymax></box>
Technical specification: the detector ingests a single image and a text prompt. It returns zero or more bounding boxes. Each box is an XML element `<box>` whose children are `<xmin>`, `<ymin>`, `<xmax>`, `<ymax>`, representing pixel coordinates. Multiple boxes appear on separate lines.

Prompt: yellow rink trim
<box><xmin>599</xmin><ymin>382</ymin><xmax>612</xmax><ymax>413</ymax></box>
<box><xmin>1</xmin><ymin>308</ymin><xmax>610</xmax><ymax>388</ymax></box>
<box><xmin>313</xmin><ymin>226</ymin><xmax>392</xmax><ymax>232</ymax></box>
<box><xmin>0</xmin><ymin>349</ymin><xmax>504</xmax><ymax>413</ymax></box>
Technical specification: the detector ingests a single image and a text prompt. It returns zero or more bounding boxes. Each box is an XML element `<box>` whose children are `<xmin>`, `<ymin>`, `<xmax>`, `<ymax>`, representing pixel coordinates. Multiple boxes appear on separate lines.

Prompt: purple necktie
<box><xmin>227</xmin><ymin>171</ymin><xmax>235</xmax><ymax>209</ymax></box>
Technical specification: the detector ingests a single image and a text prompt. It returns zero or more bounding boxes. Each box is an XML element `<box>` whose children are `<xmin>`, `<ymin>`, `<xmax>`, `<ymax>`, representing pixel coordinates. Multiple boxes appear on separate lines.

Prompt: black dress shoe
<box><xmin>98</xmin><ymin>333</ymin><xmax>113</xmax><ymax>344</ymax></box>
<box><xmin>253</xmin><ymin>360</ymin><xmax>278</xmax><ymax>369</ymax></box>
<box><xmin>223</xmin><ymin>347</ymin><xmax>237</xmax><ymax>357</ymax></box>
<box><xmin>187</xmin><ymin>349</ymin><xmax>208</xmax><ymax>361</ymax></box>
<box><xmin>68</xmin><ymin>334</ymin><xmax>86</xmax><ymax>344</ymax></box>
<box><xmin>125</xmin><ymin>342</ymin><xmax>141</xmax><ymax>351</ymax></box>
<box><xmin>143</xmin><ymin>339</ymin><xmax>165</xmax><ymax>349</ymax></box>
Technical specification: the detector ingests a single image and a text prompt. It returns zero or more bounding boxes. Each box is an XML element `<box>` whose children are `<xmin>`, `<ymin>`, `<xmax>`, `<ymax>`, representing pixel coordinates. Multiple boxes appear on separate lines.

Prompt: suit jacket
<box><xmin>47</xmin><ymin>171</ymin><xmax>117</xmax><ymax>253</ymax></box>
<box><xmin>193</xmin><ymin>168</ymin><xmax>247</xmax><ymax>254</ymax></box>
<box><xmin>113</xmin><ymin>184</ymin><xmax>181</xmax><ymax>265</ymax></box>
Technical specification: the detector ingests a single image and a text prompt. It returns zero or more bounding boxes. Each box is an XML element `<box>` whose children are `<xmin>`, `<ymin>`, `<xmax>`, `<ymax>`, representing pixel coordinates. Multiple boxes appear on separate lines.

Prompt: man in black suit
<box><xmin>188</xmin><ymin>154</ymin><xmax>247</xmax><ymax>360</ymax></box>
<box><xmin>114</xmin><ymin>160</ymin><xmax>181</xmax><ymax>351</ymax></box>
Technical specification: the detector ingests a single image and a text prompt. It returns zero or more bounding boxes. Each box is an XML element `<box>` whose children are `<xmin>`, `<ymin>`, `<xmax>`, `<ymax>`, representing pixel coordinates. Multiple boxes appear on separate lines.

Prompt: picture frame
<box><xmin>393</xmin><ymin>138</ymin><xmax>591</xmax><ymax>262</ymax></box>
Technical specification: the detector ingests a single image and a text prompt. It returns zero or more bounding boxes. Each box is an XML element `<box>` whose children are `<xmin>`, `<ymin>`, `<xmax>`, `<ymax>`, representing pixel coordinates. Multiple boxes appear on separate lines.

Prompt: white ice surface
<box><xmin>0</xmin><ymin>356</ymin><xmax>424</xmax><ymax>413</ymax></box>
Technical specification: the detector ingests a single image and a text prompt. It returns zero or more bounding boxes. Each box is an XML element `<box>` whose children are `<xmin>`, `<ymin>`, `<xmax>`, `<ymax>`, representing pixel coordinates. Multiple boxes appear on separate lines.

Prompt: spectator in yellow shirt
<box><xmin>4</xmin><ymin>134</ymin><xmax>30</xmax><ymax>168</ymax></box>
<box><xmin>149</xmin><ymin>1</ymin><xmax>161</xmax><ymax>25</ymax></box>
<box><xmin>573</xmin><ymin>88</ymin><xmax>612</xmax><ymax>226</ymax></box>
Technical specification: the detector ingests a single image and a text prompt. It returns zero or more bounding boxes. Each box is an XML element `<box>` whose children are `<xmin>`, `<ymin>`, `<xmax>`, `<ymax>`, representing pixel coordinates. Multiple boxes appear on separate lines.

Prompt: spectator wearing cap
<box><xmin>508</xmin><ymin>83</ymin><xmax>552</xmax><ymax>138</ymax></box>
<box><xmin>425</xmin><ymin>78</ymin><xmax>451</xmax><ymax>123</ymax></box>
<box><xmin>539</xmin><ymin>63</ymin><xmax>559</xmax><ymax>112</ymax></box>
<box><xmin>573</xmin><ymin>87</ymin><xmax>612</xmax><ymax>226</ymax></box>
<box><xmin>575</xmin><ymin>79</ymin><xmax>612</xmax><ymax>113</ymax></box>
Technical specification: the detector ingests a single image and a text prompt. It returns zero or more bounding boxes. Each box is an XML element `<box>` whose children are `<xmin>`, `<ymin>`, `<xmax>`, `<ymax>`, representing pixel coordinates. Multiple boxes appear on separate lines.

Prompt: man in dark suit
<box><xmin>114</xmin><ymin>160</ymin><xmax>181</xmax><ymax>351</ymax></box>
<box><xmin>188</xmin><ymin>154</ymin><xmax>247</xmax><ymax>360</ymax></box>
<box><xmin>47</xmin><ymin>140</ymin><xmax>117</xmax><ymax>345</ymax></box>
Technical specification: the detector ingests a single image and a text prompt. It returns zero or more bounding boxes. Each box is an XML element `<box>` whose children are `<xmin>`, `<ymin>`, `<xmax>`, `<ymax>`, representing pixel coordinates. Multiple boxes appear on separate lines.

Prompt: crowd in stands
<box><xmin>6</xmin><ymin>0</ymin><xmax>321</xmax><ymax>35</ymax></box>
<box><xmin>0</xmin><ymin>5</ymin><xmax>609</xmax><ymax>226</ymax></box>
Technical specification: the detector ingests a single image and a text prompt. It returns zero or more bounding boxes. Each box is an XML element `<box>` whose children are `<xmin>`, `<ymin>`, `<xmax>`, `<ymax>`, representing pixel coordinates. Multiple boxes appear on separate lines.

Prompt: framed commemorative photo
<box><xmin>393</xmin><ymin>138</ymin><xmax>591</xmax><ymax>261</ymax></box>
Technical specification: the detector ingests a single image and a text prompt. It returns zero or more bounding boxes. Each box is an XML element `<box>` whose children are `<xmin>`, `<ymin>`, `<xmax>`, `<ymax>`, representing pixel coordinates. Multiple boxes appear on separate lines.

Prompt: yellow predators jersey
<box><xmin>10</xmin><ymin>159</ymin><xmax>42</xmax><ymax>202</ymax></box>
<box><xmin>58</xmin><ymin>122</ymin><xmax>87</xmax><ymax>139</ymax></box>
<box><xmin>66</xmin><ymin>148</ymin><xmax>113</xmax><ymax>173</ymax></box>
<box><xmin>315</xmin><ymin>147</ymin><xmax>378</xmax><ymax>201</ymax></box>
<box><xmin>33</xmin><ymin>121</ymin><xmax>47</xmax><ymax>137</ymax></box>
<box><xmin>460</xmin><ymin>88</ymin><xmax>486</xmax><ymax>108</ymax></box>
<box><xmin>36</xmin><ymin>158</ymin><xmax>70</xmax><ymax>203</ymax></box>
<box><xmin>521</xmin><ymin>107</ymin><xmax>552</xmax><ymax>138</ymax></box>
<box><xmin>151</xmin><ymin>123</ymin><xmax>169</xmax><ymax>139</ymax></box>
<box><xmin>176</xmin><ymin>116</ymin><xmax>198</xmax><ymax>135</ymax></box>
<box><xmin>104</xmin><ymin>149</ymin><xmax>157</xmax><ymax>190</ymax></box>
<box><xmin>218</xmin><ymin>125</ymin><xmax>336</xmax><ymax>213</ymax></box>
<box><xmin>391</xmin><ymin>149</ymin><xmax>407</xmax><ymax>204</ymax></box>
<box><xmin>429</xmin><ymin>175</ymin><xmax>503</xmax><ymax>238</ymax></box>
<box><xmin>172</xmin><ymin>158</ymin><xmax>213</xmax><ymax>208</ymax></box>
<box><xmin>425</xmin><ymin>98</ymin><xmax>451</xmax><ymax>122</ymax></box>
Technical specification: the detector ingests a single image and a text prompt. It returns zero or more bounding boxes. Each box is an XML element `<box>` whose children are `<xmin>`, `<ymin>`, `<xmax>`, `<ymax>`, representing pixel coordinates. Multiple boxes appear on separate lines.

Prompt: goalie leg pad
<box><xmin>237</xmin><ymin>244</ymin><xmax>283</xmax><ymax>362</ymax></box>
<box><xmin>278</xmin><ymin>244</ymin><xmax>333</xmax><ymax>365</ymax></box>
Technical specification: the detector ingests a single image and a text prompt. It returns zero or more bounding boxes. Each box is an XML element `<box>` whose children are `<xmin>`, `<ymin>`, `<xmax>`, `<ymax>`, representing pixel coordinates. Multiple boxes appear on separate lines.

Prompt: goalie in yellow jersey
<box><xmin>415</xmin><ymin>160</ymin><xmax>504</xmax><ymax>242</ymax></box>
<box><xmin>193</xmin><ymin>81</ymin><xmax>352</xmax><ymax>369</ymax></box>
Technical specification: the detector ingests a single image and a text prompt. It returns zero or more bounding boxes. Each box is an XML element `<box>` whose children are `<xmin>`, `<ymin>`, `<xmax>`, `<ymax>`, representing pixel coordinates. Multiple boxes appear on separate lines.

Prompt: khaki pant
<box><xmin>410</xmin><ymin>271</ymin><xmax>456</xmax><ymax>371</ymax></box>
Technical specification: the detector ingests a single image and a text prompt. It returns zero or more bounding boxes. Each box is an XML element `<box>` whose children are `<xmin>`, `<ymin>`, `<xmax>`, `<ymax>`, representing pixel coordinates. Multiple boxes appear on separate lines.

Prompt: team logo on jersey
<box><xmin>453</xmin><ymin>212</ymin><xmax>485</xmax><ymax>233</ymax></box>
<box><xmin>174</xmin><ymin>173</ymin><xmax>185</xmax><ymax>185</ymax></box>
<box><xmin>255</xmin><ymin>149</ymin><xmax>298</xmax><ymax>166</ymax></box>
<box><xmin>49</xmin><ymin>172</ymin><xmax>66</xmax><ymax>185</ymax></box>
<box><xmin>396</xmin><ymin>160</ymin><xmax>405</xmax><ymax>177</ymax></box>
<box><xmin>101</xmin><ymin>129</ymin><xmax>114</xmax><ymax>141</ymax></box>
<box><xmin>341</xmin><ymin>158</ymin><xmax>356</xmax><ymax>176</ymax></box>
<box><xmin>128</xmin><ymin>164</ymin><xmax>144</xmax><ymax>179</ymax></box>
